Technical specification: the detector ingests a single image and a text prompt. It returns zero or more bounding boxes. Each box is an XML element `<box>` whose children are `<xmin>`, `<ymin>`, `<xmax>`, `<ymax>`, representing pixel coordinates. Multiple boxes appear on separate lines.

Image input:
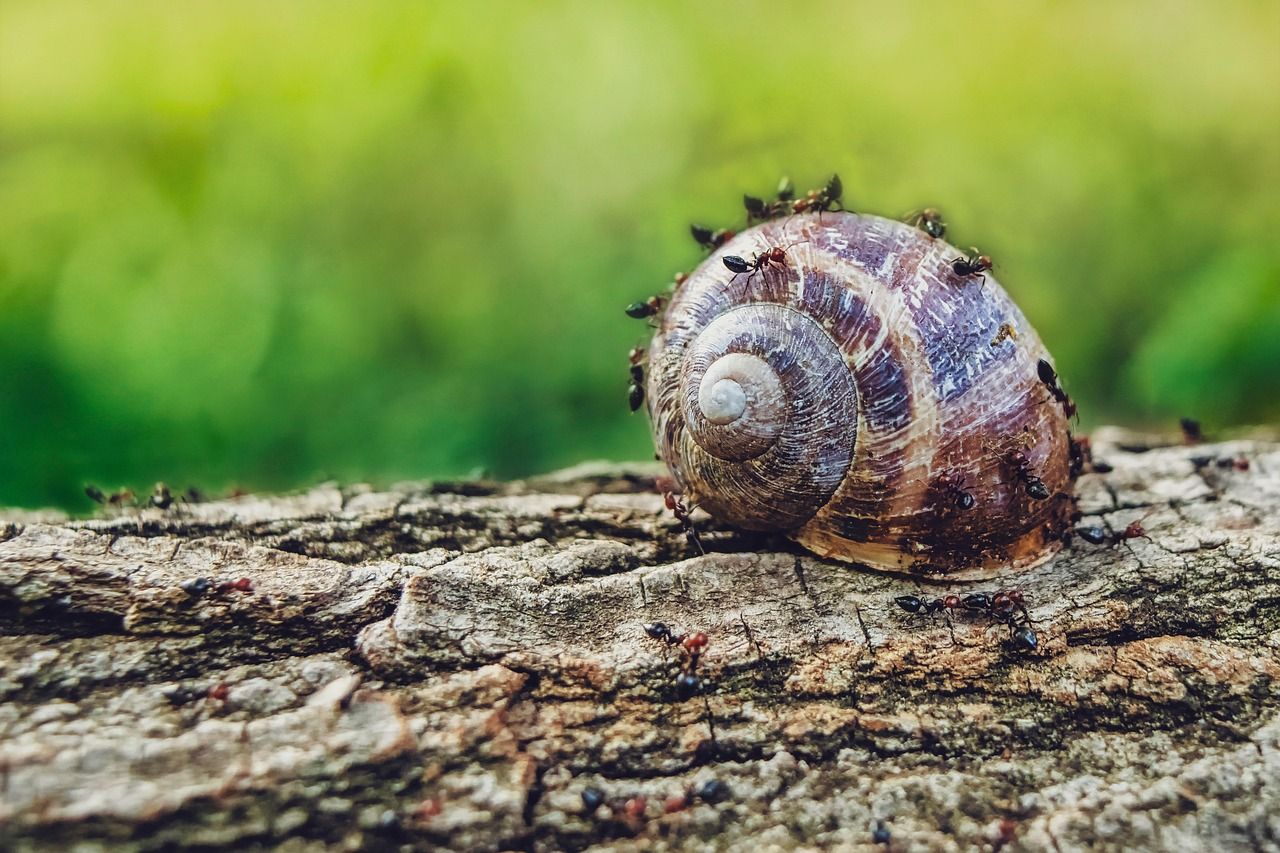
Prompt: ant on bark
<box><xmin>894</xmin><ymin>587</ymin><xmax>1038</xmax><ymax>651</ymax></box>
<box><xmin>1074</xmin><ymin>513</ymin><xmax>1154</xmax><ymax>548</ymax></box>
<box><xmin>642</xmin><ymin>622</ymin><xmax>710</xmax><ymax>698</ymax></box>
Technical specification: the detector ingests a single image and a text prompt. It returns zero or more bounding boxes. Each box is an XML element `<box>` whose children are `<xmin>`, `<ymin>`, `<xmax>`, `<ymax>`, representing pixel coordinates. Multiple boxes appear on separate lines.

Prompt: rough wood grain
<box><xmin>1</xmin><ymin>428</ymin><xmax>1278</xmax><ymax>852</ymax></box>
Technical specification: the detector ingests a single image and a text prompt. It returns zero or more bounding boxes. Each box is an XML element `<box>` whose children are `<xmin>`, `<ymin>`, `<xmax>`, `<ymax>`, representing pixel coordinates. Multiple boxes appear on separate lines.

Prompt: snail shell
<box><xmin>646</xmin><ymin>211</ymin><xmax>1076</xmax><ymax>578</ymax></box>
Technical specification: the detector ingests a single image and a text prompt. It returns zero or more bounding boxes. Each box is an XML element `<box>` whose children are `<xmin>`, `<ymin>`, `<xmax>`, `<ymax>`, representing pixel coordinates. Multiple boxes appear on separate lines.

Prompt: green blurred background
<box><xmin>1</xmin><ymin>1</ymin><xmax>1277</xmax><ymax>510</ymax></box>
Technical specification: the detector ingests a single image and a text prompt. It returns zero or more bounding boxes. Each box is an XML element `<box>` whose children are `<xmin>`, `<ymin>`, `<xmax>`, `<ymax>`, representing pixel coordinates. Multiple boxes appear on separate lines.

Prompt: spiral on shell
<box><xmin>644</xmin><ymin>211</ymin><xmax>1076</xmax><ymax>578</ymax></box>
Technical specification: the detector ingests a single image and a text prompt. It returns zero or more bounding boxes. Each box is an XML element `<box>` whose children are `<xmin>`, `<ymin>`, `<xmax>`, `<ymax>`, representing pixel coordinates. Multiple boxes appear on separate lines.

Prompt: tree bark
<box><xmin>1</xmin><ymin>427</ymin><xmax>1277</xmax><ymax>852</ymax></box>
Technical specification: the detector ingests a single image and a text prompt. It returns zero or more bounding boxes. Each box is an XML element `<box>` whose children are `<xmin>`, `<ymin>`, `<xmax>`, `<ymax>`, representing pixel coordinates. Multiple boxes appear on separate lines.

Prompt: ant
<box><xmin>930</xmin><ymin>471</ymin><xmax>975</xmax><ymax>514</ymax></box>
<box><xmin>791</xmin><ymin>173</ymin><xmax>844</xmax><ymax>216</ymax></box>
<box><xmin>1036</xmin><ymin>359</ymin><xmax>1077</xmax><ymax>419</ymax></box>
<box><xmin>642</xmin><ymin>622</ymin><xmax>710</xmax><ymax>697</ymax></box>
<box><xmin>662</xmin><ymin>489</ymin><xmax>705</xmax><ymax>555</ymax></box>
<box><xmin>625</xmin><ymin>295</ymin><xmax>664</xmax><ymax>320</ymax></box>
<box><xmin>1074</xmin><ymin>514</ymin><xmax>1154</xmax><ymax>547</ymax></box>
<box><xmin>150</xmin><ymin>482</ymin><xmax>173</xmax><ymax>509</ymax></box>
<box><xmin>628</xmin><ymin>350</ymin><xmax>645</xmax><ymax>413</ymax></box>
<box><xmin>894</xmin><ymin>588</ymin><xmax>1038</xmax><ymax>651</ymax></box>
<box><xmin>1116</xmin><ymin>518</ymin><xmax>1153</xmax><ymax>545</ymax></box>
<box><xmin>1180</xmin><ymin>417</ymin><xmax>1203</xmax><ymax>445</ymax></box>
<box><xmin>743</xmin><ymin>177</ymin><xmax>798</xmax><ymax>223</ymax></box>
<box><xmin>1068</xmin><ymin>435</ymin><xmax>1090</xmax><ymax>478</ymax></box>
<box><xmin>907</xmin><ymin>208</ymin><xmax>946</xmax><ymax>239</ymax></box>
<box><xmin>722</xmin><ymin>243</ymin><xmax>792</xmax><ymax>278</ymax></box>
<box><xmin>893</xmin><ymin>593</ymin><xmax>962</xmax><ymax>617</ymax></box>
<box><xmin>690</xmin><ymin>224</ymin><xmax>734</xmax><ymax>251</ymax></box>
<box><xmin>948</xmin><ymin>248</ymin><xmax>993</xmax><ymax>283</ymax></box>
<box><xmin>990</xmin><ymin>322</ymin><xmax>1018</xmax><ymax>347</ymax></box>
<box><xmin>743</xmin><ymin>194</ymin><xmax>787</xmax><ymax>224</ymax></box>
<box><xmin>1005</xmin><ymin>449</ymin><xmax>1051</xmax><ymax>500</ymax></box>
<box><xmin>962</xmin><ymin>588</ymin><xmax>1037</xmax><ymax>651</ymax></box>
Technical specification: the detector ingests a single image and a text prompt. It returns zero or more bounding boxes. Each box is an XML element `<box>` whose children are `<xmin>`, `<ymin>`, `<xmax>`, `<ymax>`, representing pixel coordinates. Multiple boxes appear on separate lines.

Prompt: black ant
<box><xmin>907</xmin><ymin>208</ymin><xmax>946</xmax><ymax>239</ymax></box>
<box><xmin>624</xmin><ymin>295</ymin><xmax>664</xmax><ymax>320</ymax></box>
<box><xmin>1180</xmin><ymin>417</ymin><xmax>1203</xmax><ymax>445</ymax></box>
<box><xmin>930</xmin><ymin>471</ymin><xmax>976</xmax><ymax>514</ymax></box>
<box><xmin>894</xmin><ymin>593</ymin><xmax>962</xmax><ymax>617</ymax></box>
<box><xmin>1075</xmin><ymin>524</ymin><xmax>1109</xmax><ymax>545</ymax></box>
<box><xmin>690</xmin><ymin>224</ymin><xmax>734</xmax><ymax>251</ymax></box>
<box><xmin>150</xmin><ymin>482</ymin><xmax>173</xmax><ymax>509</ymax></box>
<box><xmin>1006</xmin><ymin>449</ymin><xmax>1051</xmax><ymax>500</ymax></box>
<box><xmin>628</xmin><ymin>350</ymin><xmax>645</xmax><ymax>413</ymax></box>
<box><xmin>948</xmin><ymin>249</ymin><xmax>993</xmax><ymax>283</ymax></box>
<box><xmin>1068</xmin><ymin>435</ymin><xmax>1090</xmax><ymax>478</ymax></box>
<box><xmin>662</xmin><ymin>489</ymin><xmax>705</xmax><ymax>555</ymax></box>
<box><xmin>791</xmin><ymin>173</ymin><xmax>843</xmax><ymax>216</ymax></box>
<box><xmin>743</xmin><ymin>176</ymin><xmax>798</xmax><ymax>224</ymax></box>
<box><xmin>1036</xmin><ymin>359</ymin><xmax>1077</xmax><ymax>419</ymax></box>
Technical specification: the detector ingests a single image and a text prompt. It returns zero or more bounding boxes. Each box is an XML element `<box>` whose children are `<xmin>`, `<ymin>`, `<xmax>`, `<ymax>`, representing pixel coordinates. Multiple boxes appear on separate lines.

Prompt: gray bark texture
<box><xmin>1</xmin><ymin>427</ymin><xmax>1278</xmax><ymax>852</ymax></box>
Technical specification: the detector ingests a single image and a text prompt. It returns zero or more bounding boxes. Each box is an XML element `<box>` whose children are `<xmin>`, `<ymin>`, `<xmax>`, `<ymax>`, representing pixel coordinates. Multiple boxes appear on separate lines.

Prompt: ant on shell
<box><xmin>930</xmin><ymin>471</ymin><xmax>976</xmax><ymax>515</ymax></box>
<box><xmin>1036</xmin><ymin>359</ymin><xmax>1077</xmax><ymax>419</ymax></box>
<box><xmin>722</xmin><ymin>243</ymin><xmax>795</xmax><ymax>278</ymax></box>
<box><xmin>627</xmin><ymin>350</ymin><xmax>645</xmax><ymax>413</ymax></box>
<box><xmin>790</xmin><ymin>174</ymin><xmax>844</xmax><ymax>216</ymax></box>
<box><xmin>948</xmin><ymin>248</ymin><xmax>993</xmax><ymax>283</ymax></box>
<box><xmin>1006</xmin><ymin>449</ymin><xmax>1051</xmax><ymax>500</ymax></box>
<box><xmin>690</xmin><ymin>224</ymin><xmax>734</xmax><ymax>251</ymax></box>
<box><xmin>906</xmin><ymin>208</ymin><xmax>946</xmax><ymax>239</ymax></box>
<box><xmin>625</xmin><ymin>295</ymin><xmax>664</xmax><ymax>320</ymax></box>
<box><xmin>990</xmin><ymin>322</ymin><xmax>1018</xmax><ymax>348</ymax></box>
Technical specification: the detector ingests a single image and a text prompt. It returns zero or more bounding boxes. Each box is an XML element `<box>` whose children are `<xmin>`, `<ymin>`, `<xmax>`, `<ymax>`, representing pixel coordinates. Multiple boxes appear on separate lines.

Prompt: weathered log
<box><xmin>1</xmin><ymin>428</ymin><xmax>1277</xmax><ymax>852</ymax></box>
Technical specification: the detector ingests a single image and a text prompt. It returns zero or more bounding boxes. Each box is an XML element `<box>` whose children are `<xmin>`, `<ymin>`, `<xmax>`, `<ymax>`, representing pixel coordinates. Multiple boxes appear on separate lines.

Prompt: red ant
<box><xmin>1074</xmin><ymin>513</ymin><xmax>1154</xmax><ymax>547</ymax></box>
<box><xmin>962</xmin><ymin>588</ymin><xmax>1037</xmax><ymax>650</ymax></box>
<box><xmin>722</xmin><ymin>242</ymin><xmax>795</xmax><ymax>278</ymax></box>
<box><xmin>661</xmin><ymin>489</ymin><xmax>705</xmax><ymax>555</ymax></box>
<box><xmin>1037</xmin><ymin>359</ymin><xmax>1078</xmax><ymax>419</ymax></box>
<box><xmin>790</xmin><ymin>173</ymin><xmax>844</xmax><ymax>216</ymax></box>
<box><xmin>948</xmin><ymin>249</ymin><xmax>993</xmax><ymax>283</ymax></box>
<box><xmin>893</xmin><ymin>594</ymin><xmax>962</xmax><ymax>616</ymax></box>
<box><xmin>1117</xmin><ymin>519</ymin><xmax>1153</xmax><ymax>544</ymax></box>
<box><xmin>894</xmin><ymin>588</ymin><xmax>1037</xmax><ymax>651</ymax></box>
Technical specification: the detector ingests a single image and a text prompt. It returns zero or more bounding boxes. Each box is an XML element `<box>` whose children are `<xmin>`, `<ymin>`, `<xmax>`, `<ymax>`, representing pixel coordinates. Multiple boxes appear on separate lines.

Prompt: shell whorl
<box><xmin>647</xmin><ymin>211</ymin><xmax>1075</xmax><ymax>578</ymax></box>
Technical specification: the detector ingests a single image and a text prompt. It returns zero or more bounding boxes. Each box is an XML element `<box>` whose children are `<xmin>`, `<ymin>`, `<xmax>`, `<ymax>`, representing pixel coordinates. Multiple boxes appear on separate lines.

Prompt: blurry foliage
<box><xmin>1</xmin><ymin>0</ymin><xmax>1277</xmax><ymax>509</ymax></box>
